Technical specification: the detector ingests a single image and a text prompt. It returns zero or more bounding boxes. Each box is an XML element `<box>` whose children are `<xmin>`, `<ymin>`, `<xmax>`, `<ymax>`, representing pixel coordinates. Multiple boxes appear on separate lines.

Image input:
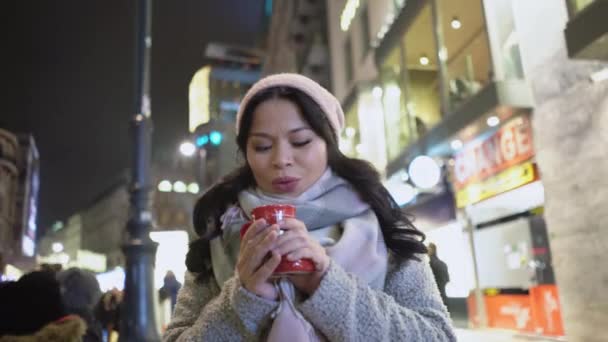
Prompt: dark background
<box><xmin>2</xmin><ymin>0</ymin><xmax>267</xmax><ymax>236</ymax></box>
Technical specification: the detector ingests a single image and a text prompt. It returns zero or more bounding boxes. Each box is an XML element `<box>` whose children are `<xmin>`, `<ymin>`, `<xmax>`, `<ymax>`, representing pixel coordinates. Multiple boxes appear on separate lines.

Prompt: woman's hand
<box><xmin>236</xmin><ymin>219</ymin><xmax>282</xmax><ymax>301</ymax></box>
<box><xmin>275</xmin><ymin>218</ymin><xmax>330</xmax><ymax>295</ymax></box>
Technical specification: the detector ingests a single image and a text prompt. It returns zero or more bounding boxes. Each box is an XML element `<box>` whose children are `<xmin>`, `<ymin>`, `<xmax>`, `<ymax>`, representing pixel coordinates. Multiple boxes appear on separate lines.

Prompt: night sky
<box><xmin>3</xmin><ymin>1</ymin><xmax>266</xmax><ymax>237</ymax></box>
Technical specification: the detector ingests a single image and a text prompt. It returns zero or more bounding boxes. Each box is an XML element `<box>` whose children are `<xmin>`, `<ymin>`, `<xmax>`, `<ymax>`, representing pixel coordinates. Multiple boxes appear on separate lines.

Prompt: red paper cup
<box><xmin>240</xmin><ymin>204</ymin><xmax>315</xmax><ymax>275</ymax></box>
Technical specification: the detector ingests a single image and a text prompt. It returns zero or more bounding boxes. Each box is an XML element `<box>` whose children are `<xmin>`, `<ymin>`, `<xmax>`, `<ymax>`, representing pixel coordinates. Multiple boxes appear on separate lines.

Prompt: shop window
<box><xmin>344</xmin><ymin>37</ymin><xmax>354</xmax><ymax>83</ymax></box>
<box><xmin>404</xmin><ymin>4</ymin><xmax>442</xmax><ymax>132</ymax></box>
<box><xmin>380</xmin><ymin>47</ymin><xmax>414</xmax><ymax>161</ymax></box>
<box><xmin>481</xmin><ymin>0</ymin><xmax>524</xmax><ymax>82</ymax></box>
<box><xmin>438</xmin><ymin>0</ymin><xmax>493</xmax><ymax>110</ymax></box>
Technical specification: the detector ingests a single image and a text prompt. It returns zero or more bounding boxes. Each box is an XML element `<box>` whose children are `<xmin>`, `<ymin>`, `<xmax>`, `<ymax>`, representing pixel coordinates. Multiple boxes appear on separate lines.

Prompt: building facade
<box><xmin>0</xmin><ymin>129</ymin><xmax>39</xmax><ymax>271</ymax></box>
<box><xmin>188</xmin><ymin>43</ymin><xmax>263</xmax><ymax>188</ymax></box>
<box><xmin>263</xmin><ymin>0</ymin><xmax>331</xmax><ymax>88</ymax></box>
<box><xmin>317</xmin><ymin>0</ymin><xmax>608</xmax><ymax>339</ymax></box>
<box><xmin>0</xmin><ymin>129</ymin><xmax>20</xmax><ymax>261</ymax></box>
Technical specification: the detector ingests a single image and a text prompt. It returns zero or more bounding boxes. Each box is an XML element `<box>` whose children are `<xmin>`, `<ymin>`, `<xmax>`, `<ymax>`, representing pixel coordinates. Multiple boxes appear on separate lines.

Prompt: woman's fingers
<box><xmin>286</xmin><ymin>244</ymin><xmax>329</xmax><ymax>272</ymax></box>
<box><xmin>246</xmin><ymin>223</ymin><xmax>279</xmax><ymax>250</ymax></box>
<box><xmin>252</xmin><ymin>250</ymin><xmax>281</xmax><ymax>283</ymax></box>
<box><xmin>285</xmin><ymin>247</ymin><xmax>314</xmax><ymax>262</ymax></box>
<box><xmin>246</xmin><ymin>227</ymin><xmax>279</xmax><ymax>271</ymax></box>
<box><xmin>274</xmin><ymin>231</ymin><xmax>308</xmax><ymax>256</ymax></box>
<box><xmin>279</xmin><ymin>218</ymin><xmax>306</xmax><ymax>232</ymax></box>
<box><xmin>242</xmin><ymin>219</ymin><xmax>268</xmax><ymax>242</ymax></box>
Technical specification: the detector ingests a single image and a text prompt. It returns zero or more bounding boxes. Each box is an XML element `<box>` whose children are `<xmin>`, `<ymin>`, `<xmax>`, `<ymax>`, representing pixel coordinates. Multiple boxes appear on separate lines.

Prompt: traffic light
<box><xmin>209</xmin><ymin>131</ymin><xmax>223</xmax><ymax>145</ymax></box>
<box><xmin>196</xmin><ymin>131</ymin><xmax>223</xmax><ymax>147</ymax></box>
<box><xmin>196</xmin><ymin>135</ymin><xmax>209</xmax><ymax>147</ymax></box>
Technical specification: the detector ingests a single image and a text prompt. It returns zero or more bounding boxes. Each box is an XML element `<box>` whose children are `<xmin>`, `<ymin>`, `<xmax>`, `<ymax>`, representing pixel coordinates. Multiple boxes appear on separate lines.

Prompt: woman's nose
<box><xmin>272</xmin><ymin>144</ymin><xmax>293</xmax><ymax>168</ymax></box>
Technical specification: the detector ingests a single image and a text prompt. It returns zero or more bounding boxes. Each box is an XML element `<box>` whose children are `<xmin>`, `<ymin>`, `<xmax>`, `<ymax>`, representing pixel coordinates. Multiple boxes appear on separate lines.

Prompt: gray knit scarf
<box><xmin>210</xmin><ymin>169</ymin><xmax>388</xmax><ymax>341</ymax></box>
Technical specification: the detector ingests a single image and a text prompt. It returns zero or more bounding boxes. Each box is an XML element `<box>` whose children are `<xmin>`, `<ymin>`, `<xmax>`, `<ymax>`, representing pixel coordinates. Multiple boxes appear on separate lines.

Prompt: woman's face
<box><xmin>246</xmin><ymin>97</ymin><xmax>328</xmax><ymax>197</ymax></box>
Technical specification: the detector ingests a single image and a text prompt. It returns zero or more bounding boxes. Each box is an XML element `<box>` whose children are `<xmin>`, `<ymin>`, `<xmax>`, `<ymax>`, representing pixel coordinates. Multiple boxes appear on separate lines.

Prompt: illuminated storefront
<box><xmin>450</xmin><ymin>114</ymin><xmax>564</xmax><ymax>336</ymax></box>
<box><xmin>325</xmin><ymin>0</ymin><xmax>599</xmax><ymax>337</ymax></box>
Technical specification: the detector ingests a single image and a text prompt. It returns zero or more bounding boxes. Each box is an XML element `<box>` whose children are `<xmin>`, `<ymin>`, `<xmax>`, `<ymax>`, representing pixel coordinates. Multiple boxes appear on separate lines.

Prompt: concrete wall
<box><xmin>529</xmin><ymin>20</ymin><xmax>608</xmax><ymax>342</ymax></box>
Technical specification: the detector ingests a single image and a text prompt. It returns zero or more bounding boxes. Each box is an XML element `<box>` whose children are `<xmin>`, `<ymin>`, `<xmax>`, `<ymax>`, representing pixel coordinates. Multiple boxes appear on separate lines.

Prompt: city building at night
<box><xmin>0</xmin><ymin>129</ymin><xmax>39</xmax><ymax>273</ymax></box>
<box><xmin>263</xmin><ymin>0</ymin><xmax>331</xmax><ymax>89</ymax></box>
<box><xmin>188</xmin><ymin>43</ymin><xmax>263</xmax><ymax>188</ymax></box>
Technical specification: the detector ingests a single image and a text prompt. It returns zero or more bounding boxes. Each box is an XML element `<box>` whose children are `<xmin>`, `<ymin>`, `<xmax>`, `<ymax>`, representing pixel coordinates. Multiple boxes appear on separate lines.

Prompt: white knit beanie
<box><xmin>235</xmin><ymin>73</ymin><xmax>345</xmax><ymax>137</ymax></box>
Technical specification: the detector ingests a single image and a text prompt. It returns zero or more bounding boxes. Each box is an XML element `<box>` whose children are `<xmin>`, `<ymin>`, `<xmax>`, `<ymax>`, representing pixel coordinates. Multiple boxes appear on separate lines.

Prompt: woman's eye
<box><xmin>292</xmin><ymin>140</ymin><xmax>311</xmax><ymax>147</ymax></box>
<box><xmin>253</xmin><ymin>145</ymin><xmax>271</xmax><ymax>152</ymax></box>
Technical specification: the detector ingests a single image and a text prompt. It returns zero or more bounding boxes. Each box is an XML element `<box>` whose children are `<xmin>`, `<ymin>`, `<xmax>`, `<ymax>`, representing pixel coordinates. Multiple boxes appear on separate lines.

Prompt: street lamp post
<box><xmin>119</xmin><ymin>0</ymin><xmax>160</xmax><ymax>340</ymax></box>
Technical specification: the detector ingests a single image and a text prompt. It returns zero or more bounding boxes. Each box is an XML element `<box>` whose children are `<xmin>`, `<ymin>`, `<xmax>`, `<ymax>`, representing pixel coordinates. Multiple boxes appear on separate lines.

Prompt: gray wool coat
<box><xmin>162</xmin><ymin>253</ymin><xmax>456</xmax><ymax>342</ymax></box>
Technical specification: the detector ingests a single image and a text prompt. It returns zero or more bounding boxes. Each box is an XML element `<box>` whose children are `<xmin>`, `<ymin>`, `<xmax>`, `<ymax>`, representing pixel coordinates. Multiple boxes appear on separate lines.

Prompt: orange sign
<box><xmin>467</xmin><ymin>285</ymin><xmax>565</xmax><ymax>337</ymax></box>
<box><xmin>530</xmin><ymin>285</ymin><xmax>565</xmax><ymax>336</ymax></box>
<box><xmin>454</xmin><ymin>116</ymin><xmax>534</xmax><ymax>190</ymax></box>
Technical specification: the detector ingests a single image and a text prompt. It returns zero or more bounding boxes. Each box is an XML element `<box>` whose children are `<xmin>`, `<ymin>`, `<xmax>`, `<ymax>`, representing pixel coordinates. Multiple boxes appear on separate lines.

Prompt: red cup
<box><xmin>240</xmin><ymin>204</ymin><xmax>315</xmax><ymax>276</ymax></box>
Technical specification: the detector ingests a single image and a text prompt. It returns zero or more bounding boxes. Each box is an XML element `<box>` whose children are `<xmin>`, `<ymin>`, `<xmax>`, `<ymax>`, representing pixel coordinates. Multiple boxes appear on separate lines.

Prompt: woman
<box><xmin>164</xmin><ymin>73</ymin><xmax>456</xmax><ymax>341</ymax></box>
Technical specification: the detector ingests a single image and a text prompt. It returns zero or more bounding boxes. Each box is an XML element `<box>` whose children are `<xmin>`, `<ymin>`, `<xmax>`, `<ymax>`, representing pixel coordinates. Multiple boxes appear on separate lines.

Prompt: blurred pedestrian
<box><xmin>159</xmin><ymin>271</ymin><xmax>182</xmax><ymax>313</ymax></box>
<box><xmin>95</xmin><ymin>289</ymin><xmax>121</xmax><ymax>341</ymax></box>
<box><xmin>0</xmin><ymin>270</ymin><xmax>86</xmax><ymax>341</ymax></box>
<box><xmin>57</xmin><ymin>268</ymin><xmax>103</xmax><ymax>341</ymax></box>
<box><xmin>428</xmin><ymin>243</ymin><xmax>450</xmax><ymax>306</ymax></box>
<box><xmin>163</xmin><ymin>73</ymin><xmax>455</xmax><ymax>341</ymax></box>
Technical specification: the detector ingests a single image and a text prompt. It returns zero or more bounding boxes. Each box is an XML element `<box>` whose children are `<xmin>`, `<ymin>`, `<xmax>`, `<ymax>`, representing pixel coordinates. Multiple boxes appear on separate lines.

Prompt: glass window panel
<box><xmin>404</xmin><ymin>4</ymin><xmax>442</xmax><ymax>134</ymax></box>
<box><xmin>439</xmin><ymin>0</ymin><xmax>493</xmax><ymax>110</ymax></box>
<box><xmin>482</xmin><ymin>0</ymin><xmax>524</xmax><ymax>82</ymax></box>
<box><xmin>380</xmin><ymin>47</ymin><xmax>413</xmax><ymax>161</ymax></box>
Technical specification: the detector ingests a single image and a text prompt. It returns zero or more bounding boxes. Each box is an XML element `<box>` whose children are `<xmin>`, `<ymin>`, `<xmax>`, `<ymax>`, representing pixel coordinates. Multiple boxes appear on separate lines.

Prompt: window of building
<box><xmin>404</xmin><ymin>4</ymin><xmax>442</xmax><ymax>134</ymax></box>
<box><xmin>380</xmin><ymin>47</ymin><xmax>414</xmax><ymax>162</ymax></box>
<box><xmin>438</xmin><ymin>0</ymin><xmax>493</xmax><ymax>110</ymax></box>
<box><xmin>344</xmin><ymin>37</ymin><xmax>354</xmax><ymax>83</ymax></box>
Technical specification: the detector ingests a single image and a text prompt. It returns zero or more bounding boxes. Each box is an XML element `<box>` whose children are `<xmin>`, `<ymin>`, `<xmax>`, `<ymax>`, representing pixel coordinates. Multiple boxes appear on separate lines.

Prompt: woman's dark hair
<box><xmin>186</xmin><ymin>86</ymin><xmax>426</xmax><ymax>278</ymax></box>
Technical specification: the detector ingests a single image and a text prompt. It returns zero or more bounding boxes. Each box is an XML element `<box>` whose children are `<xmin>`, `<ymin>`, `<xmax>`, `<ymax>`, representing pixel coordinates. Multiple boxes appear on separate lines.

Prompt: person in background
<box><xmin>428</xmin><ymin>243</ymin><xmax>450</xmax><ymax>307</ymax></box>
<box><xmin>0</xmin><ymin>270</ymin><xmax>86</xmax><ymax>342</ymax></box>
<box><xmin>164</xmin><ymin>73</ymin><xmax>455</xmax><ymax>341</ymax></box>
<box><xmin>95</xmin><ymin>288</ymin><xmax>122</xmax><ymax>341</ymax></box>
<box><xmin>159</xmin><ymin>271</ymin><xmax>182</xmax><ymax>313</ymax></box>
<box><xmin>57</xmin><ymin>268</ymin><xmax>104</xmax><ymax>341</ymax></box>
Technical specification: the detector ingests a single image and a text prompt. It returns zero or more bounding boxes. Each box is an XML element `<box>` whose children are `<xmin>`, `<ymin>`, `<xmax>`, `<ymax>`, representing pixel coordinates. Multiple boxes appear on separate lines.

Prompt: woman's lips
<box><xmin>271</xmin><ymin>177</ymin><xmax>300</xmax><ymax>193</ymax></box>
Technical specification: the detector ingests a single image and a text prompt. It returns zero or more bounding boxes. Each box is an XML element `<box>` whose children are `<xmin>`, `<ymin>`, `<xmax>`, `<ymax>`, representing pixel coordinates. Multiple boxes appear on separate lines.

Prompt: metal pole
<box><xmin>120</xmin><ymin>0</ymin><xmax>160</xmax><ymax>340</ymax></box>
<box><xmin>461</xmin><ymin>207</ymin><xmax>487</xmax><ymax>328</ymax></box>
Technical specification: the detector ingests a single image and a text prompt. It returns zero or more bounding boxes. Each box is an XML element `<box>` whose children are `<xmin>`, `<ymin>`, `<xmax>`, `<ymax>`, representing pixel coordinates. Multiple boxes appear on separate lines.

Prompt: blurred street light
<box><xmin>157</xmin><ymin>180</ymin><xmax>172</xmax><ymax>192</ymax></box>
<box><xmin>173</xmin><ymin>181</ymin><xmax>187</xmax><ymax>193</ymax></box>
<box><xmin>52</xmin><ymin>242</ymin><xmax>64</xmax><ymax>253</ymax></box>
<box><xmin>409</xmin><ymin>155</ymin><xmax>441</xmax><ymax>189</ymax></box>
<box><xmin>179</xmin><ymin>141</ymin><xmax>196</xmax><ymax>157</ymax></box>
<box><xmin>187</xmin><ymin>182</ymin><xmax>200</xmax><ymax>194</ymax></box>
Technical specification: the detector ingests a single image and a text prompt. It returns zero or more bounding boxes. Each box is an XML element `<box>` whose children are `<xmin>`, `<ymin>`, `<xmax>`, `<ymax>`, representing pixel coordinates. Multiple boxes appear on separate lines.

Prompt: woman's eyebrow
<box><xmin>249</xmin><ymin>127</ymin><xmax>311</xmax><ymax>138</ymax></box>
